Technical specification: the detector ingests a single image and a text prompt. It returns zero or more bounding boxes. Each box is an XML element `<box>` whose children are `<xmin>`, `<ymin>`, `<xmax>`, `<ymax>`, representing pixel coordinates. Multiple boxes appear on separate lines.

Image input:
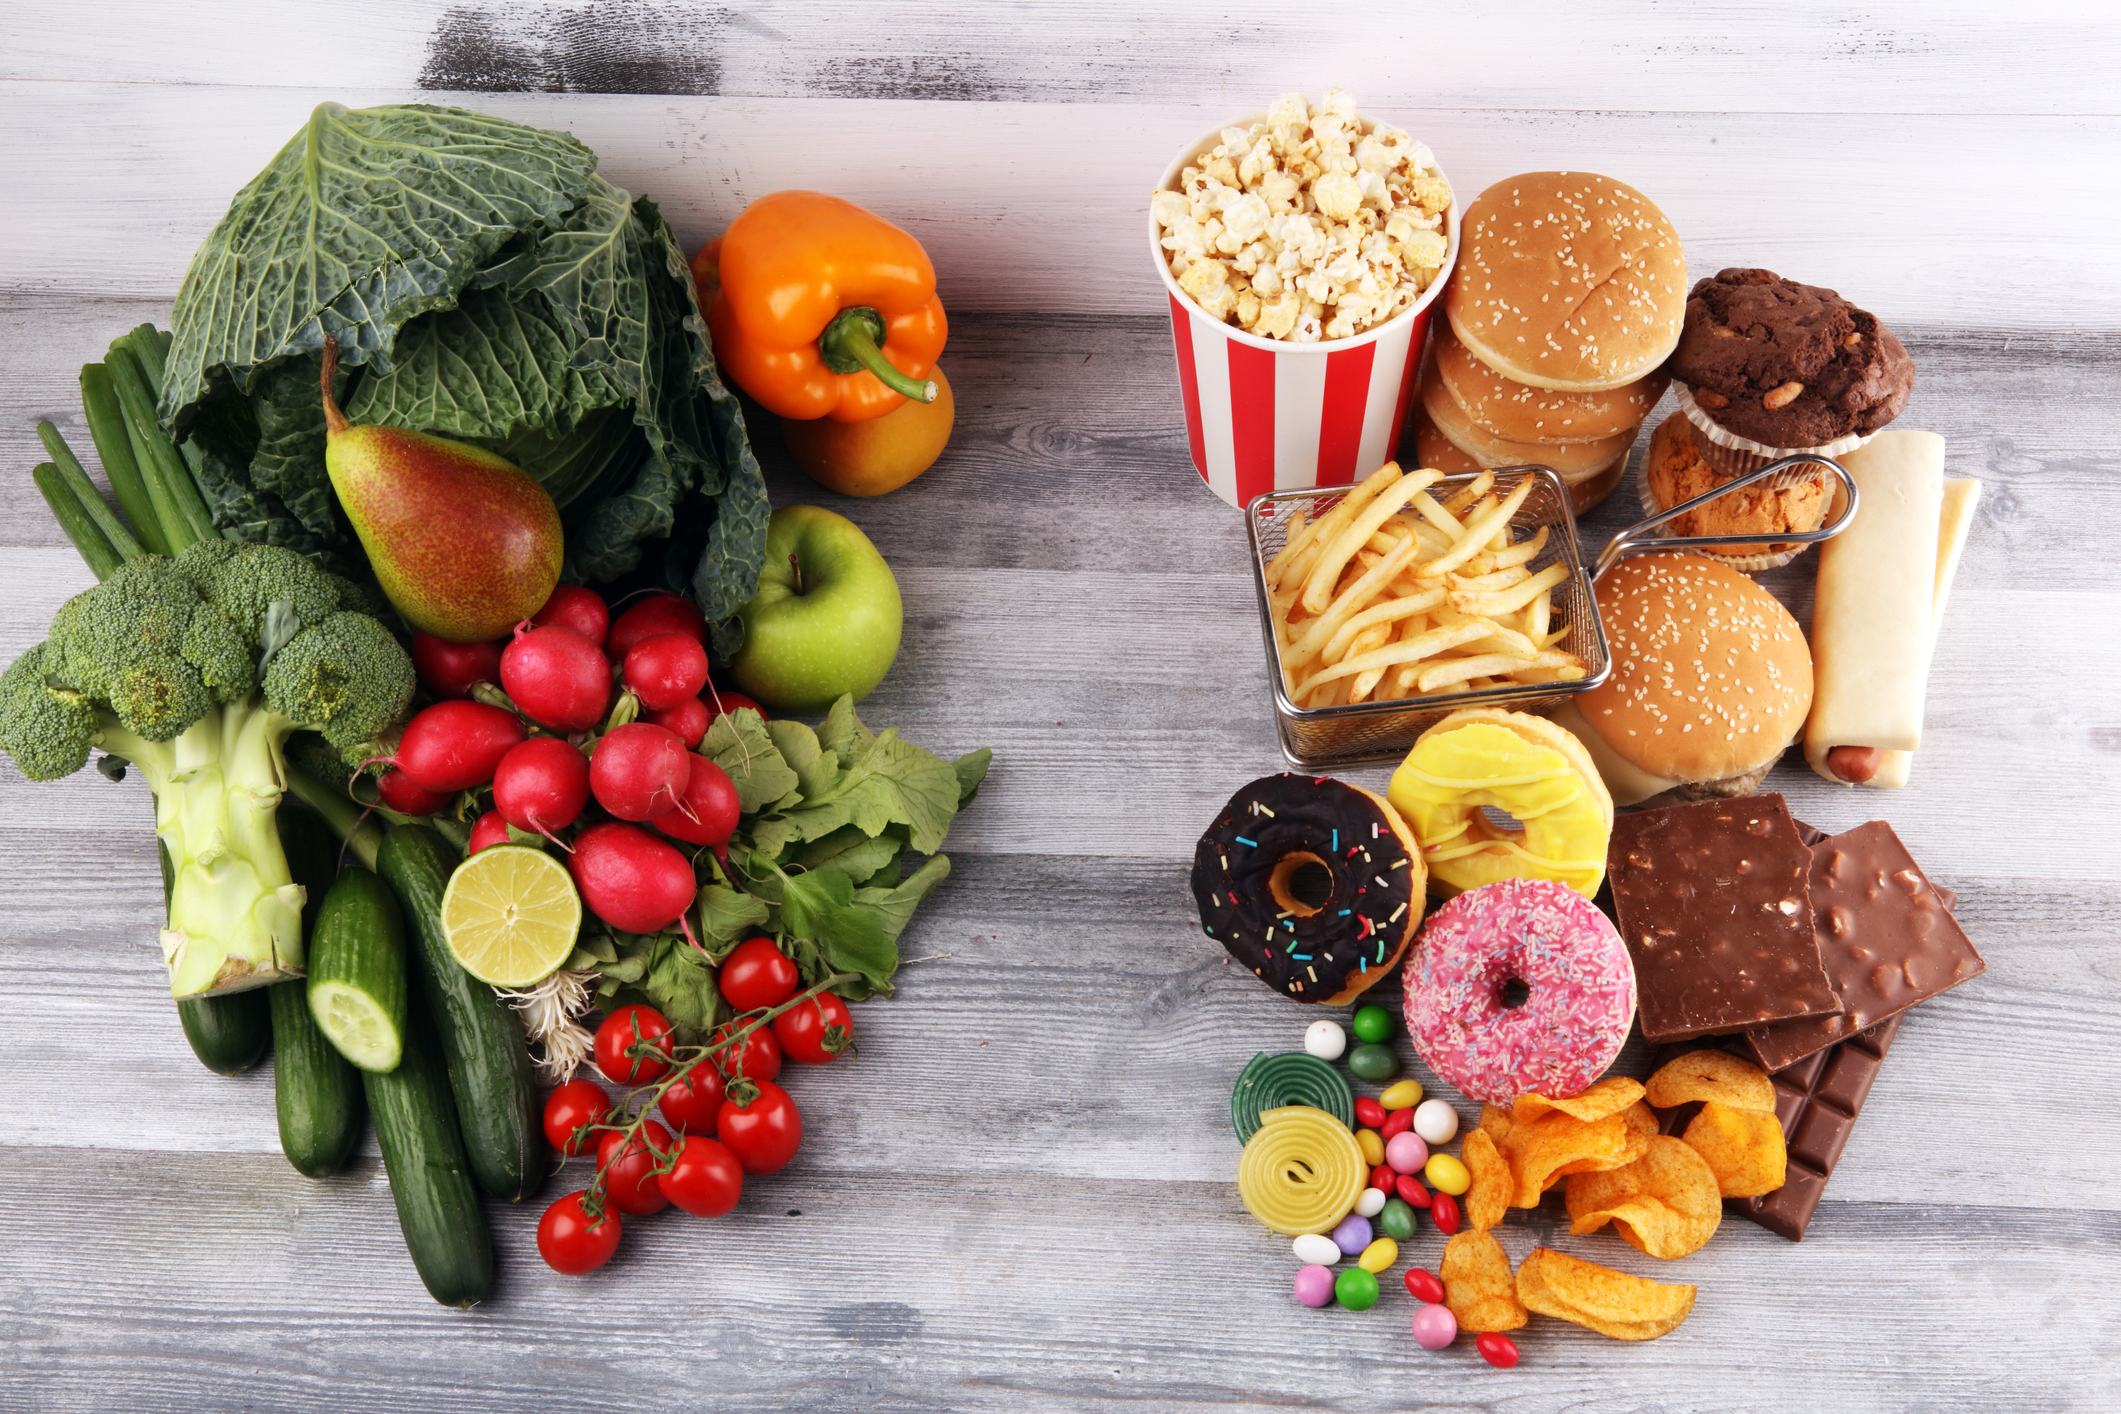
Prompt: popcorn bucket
<box><xmin>1150</xmin><ymin>114</ymin><xmax>1460</xmax><ymax>509</ymax></box>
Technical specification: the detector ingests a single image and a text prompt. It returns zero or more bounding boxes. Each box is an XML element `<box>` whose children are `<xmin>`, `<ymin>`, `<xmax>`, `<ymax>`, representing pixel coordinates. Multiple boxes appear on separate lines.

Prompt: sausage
<box><xmin>1826</xmin><ymin>745</ymin><xmax>1884</xmax><ymax>784</ymax></box>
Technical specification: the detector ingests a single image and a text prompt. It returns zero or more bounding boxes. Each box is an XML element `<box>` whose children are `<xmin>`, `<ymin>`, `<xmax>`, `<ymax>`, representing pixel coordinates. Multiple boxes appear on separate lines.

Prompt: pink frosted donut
<box><xmin>1401</xmin><ymin>878</ymin><xmax>1635</xmax><ymax>1105</ymax></box>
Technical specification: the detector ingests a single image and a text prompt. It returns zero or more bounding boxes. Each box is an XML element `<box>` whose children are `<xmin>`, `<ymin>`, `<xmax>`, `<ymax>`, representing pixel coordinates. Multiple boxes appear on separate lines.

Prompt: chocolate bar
<box><xmin>1607</xmin><ymin>793</ymin><xmax>1841</xmax><ymax>1042</ymax></box>
<box><xmin>1743</xmin><ymin>820</ymin><xmax>1983</xmax><ymax>1072</ymax></box>
<box><xmin>1796</xmin><ymin>818</ymin><xmax>1955</xmax><ymax>911</ymax></box>
<box><xmin>1650</xmin><ymin>1017</ymin><xmax>1902</xmax><ymax>1242</ymax></box>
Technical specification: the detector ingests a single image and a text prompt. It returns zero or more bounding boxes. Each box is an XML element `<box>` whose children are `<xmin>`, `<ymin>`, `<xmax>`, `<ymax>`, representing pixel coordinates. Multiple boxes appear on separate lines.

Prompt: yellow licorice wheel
<box><xmin>1237</xmin><ymin>1104</ymin><xmax>1367</xmax><ymax>1236</ymax></box>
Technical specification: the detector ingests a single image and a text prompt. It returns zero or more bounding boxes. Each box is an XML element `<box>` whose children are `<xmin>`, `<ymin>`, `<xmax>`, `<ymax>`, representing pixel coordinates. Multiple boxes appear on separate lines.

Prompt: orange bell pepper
<box><xmin>693</xmin><ymin>191</ymin><xmax>948</xmax><ymax>424</ymax></box>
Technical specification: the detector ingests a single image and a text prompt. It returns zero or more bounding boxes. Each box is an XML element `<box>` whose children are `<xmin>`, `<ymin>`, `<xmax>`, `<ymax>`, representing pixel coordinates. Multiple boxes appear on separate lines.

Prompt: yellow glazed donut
<box><xmin>1387</xmin><ymin>708</ymin><xmax>1613</xmax><ymax>898</ymax></box>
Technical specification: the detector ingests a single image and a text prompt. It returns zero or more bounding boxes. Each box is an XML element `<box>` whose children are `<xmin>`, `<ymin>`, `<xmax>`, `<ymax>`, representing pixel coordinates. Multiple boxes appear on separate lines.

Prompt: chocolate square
<box><xmin>1743</xmin><ymin>820</ymin><xmax>1984</xmax><ymax>1071</ymax></box>
<box><xmin>1607</xmin><ymin>793</ymin><xmax>1841</xmax><ymax>1042</ymax></box>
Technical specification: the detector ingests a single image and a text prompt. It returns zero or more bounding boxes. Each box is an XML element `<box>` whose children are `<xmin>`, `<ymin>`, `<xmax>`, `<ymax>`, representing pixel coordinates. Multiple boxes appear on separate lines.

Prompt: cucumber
<box><xmin>272</xmin><ymin>801</ymin><xmax>364</xmax><ymax>1175</ymax></box>
<box><xmin>365</xmin><ymin>1009</ymin><xmax>493</xmax><ymax>1308</ymax></box>
<box><xmin>161</xmin><ymin>836</ymin><xmax>271</xmax><ymax>1075</ymax></box>
<box><xmin>307</xmin><ymin>869</ymin><xmax>410</xmax><ymax>1072</ymax></box>
<box><xmin>378</xmin><ymin>825</ymin><xmax>546</xmax><ymax>1202</ymax></box>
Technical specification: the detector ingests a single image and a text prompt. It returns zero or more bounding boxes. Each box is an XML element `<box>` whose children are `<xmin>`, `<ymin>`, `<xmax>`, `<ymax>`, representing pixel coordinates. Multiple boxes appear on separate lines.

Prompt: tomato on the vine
<box><xmin>774</xmin><ymin>991</ymin><xmax>855</xmax><ymax>1065</ymax></box>
<box><xmin>658</xmin><ymin>1065</ymin><xmax>727</xmax><ymax>1135</ymax></box>
<box><xmin>543</xmin><ymin>1078</ymin><xmax>612</xmax><ymax>1157</ymax></box>
<box><xmin>718</xmin><ymin>1080</ymin><xmax>802</xmax><ymax>1174</ymax></box>
<box><xmin>595</xmin><ymin>1005</ymin><xmax>674</xmax><ymax>1085</ymax></box>
<box><xmin>596</xmin><ymin>1121</ymin><xmax>674</xmax><ymax>1216</ymax></box>
<box><xmin>719</xmin><ymin>937</ymin><xmax>799</xmax><ymax>1012</ymax></box>
<box><xmin>537</xmin><ymin>1191</ymin><xmax>622</xmax><ymax>1275</ymax></box>
<box><xmin>657</xmin><ymin>1134</ymin><xmax>745</xmax><ymax>1218</ymax></box>
<box><xmin>709</xmin><ymin>1019</ymin><xmax>782</xmax><ymax>1083</ymax></box>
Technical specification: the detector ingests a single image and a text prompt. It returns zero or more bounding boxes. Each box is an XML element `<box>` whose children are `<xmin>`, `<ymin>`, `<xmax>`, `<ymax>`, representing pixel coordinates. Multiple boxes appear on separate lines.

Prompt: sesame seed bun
<box><xmin>1421</xmin><ymin>355</ymin><xmax>1635</xmax><ymax>477</ymax></box>
<box><xmin>1443</xmin><ymin>172</ymin><xmax>1686</xmax><ymax>393</ymax></box>
<box><xmin>1433</xmin><ymin>318</ymin><xmax>1669</xmax><ymax>444</ymax></box>
<box><xmin>1566</xmin><ymin>553</ymin><xmax>1813</xmax><ymax>803</ymax></box>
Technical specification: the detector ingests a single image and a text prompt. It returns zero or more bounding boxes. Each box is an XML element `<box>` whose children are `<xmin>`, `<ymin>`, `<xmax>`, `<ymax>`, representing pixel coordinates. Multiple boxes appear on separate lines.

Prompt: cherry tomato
<box><xmin>657</xmin><ymin>1134</ymin><xmax>745</xmax><ymax>1218</ymax></box>
<box><xmin>596</xmin><ymin>1121</ymin><xmax>673</xmax><ymax>1217</ymax></box>
<box><xmin>718</xmin><ymin>1080</ymin><xmax>802</xmax><ymax>1174</ymax></box>
<box><xmin>659</xmin><ymin>1066</ymin><xmax>727</xmax><ymax>1135</ymax></box>
<box><xmin>542</xmin><ymin>1078</ymin><xmax>611</xmax><ymax>1157</ymax></box>
<box><xmin>537</xmin><ymin>1190</ymin><xmax>622</xmax><ymax>1275</ymax></box>
<box><xmin>709</xmin><ymin>1019</ymin><xmax>782</xmax><ymax>1083</ymax></box>
<box><xmin>773</xmin><ymin>992</ymin><xmax>854</xmax><ymax>1065</ymax></box>
<box><xmin>594</xmin><ymin>1005</ymin><xmax>674</xmax><ymax>1084</ymax></box>
<box><xmin>719</xmin><ymin>937</ymin><xmax>799</xmax><ymax>1012</ymax></box>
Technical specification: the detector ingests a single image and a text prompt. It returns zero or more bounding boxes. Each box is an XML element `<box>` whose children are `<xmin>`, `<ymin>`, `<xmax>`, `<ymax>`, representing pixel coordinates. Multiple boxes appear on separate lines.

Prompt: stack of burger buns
<box><xmin>1417</xmin><ymin>171</ymin><xmax>1685</xmax><ymax>513</ymax></box>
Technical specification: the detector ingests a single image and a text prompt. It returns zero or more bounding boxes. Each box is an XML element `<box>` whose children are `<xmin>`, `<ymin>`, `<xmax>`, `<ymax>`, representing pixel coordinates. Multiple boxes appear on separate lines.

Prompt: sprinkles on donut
<box><xmin>1192</xmin><ymin>774</ymin><xmax>1427</xmax><ymax>1004</ymax></box>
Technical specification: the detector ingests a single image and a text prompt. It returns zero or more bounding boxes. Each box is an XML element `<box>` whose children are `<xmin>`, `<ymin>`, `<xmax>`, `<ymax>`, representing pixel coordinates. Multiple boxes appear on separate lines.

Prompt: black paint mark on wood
<box><xmin>811</xmin><ymin>53</ymin><xmax>1019</xmax><ymax>103</ymax></box>
<box><xmin>419</xmin><ymin>2</ymin><xmax>724</xmax><ymax>95</ymax></box>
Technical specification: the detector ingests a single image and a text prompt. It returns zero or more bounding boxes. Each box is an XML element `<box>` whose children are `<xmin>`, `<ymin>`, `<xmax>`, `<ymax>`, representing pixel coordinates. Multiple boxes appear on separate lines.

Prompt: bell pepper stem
<box><xmin>817</xmin><ymin>307</ymin><xmax>937</xmax><ymax>404</ymax></box>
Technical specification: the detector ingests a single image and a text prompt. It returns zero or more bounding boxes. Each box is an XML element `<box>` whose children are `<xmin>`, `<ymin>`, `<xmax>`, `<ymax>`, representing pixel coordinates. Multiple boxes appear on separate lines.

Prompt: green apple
<box><xmin>732</xmin><ymin>505</ymin><xmax>904</xmax><ymax>715</ymax></box>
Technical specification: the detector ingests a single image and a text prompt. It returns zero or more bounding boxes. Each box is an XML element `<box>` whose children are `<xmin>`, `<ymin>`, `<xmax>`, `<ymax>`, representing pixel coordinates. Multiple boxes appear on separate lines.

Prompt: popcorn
<box><xmin>1152</xmin><ymin>90</ymin><xmax>1452</xmax><ymax>342</ymax></box>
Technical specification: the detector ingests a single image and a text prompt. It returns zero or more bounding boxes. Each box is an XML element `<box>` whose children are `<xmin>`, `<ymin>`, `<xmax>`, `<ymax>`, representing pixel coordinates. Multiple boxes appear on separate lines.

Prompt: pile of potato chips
<box><xmin>1434</xmin><ymin>1052</ymin><xmax>1788</xmax><ymax>1342</ymax></box>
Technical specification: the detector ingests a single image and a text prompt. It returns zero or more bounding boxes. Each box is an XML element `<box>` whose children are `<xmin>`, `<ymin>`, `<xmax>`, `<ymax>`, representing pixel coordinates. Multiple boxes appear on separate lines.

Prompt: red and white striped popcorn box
<box><xmin>1150</xmin><ymin>117</ymin><xmax>1460</xmax><ymax>509</ymax></box>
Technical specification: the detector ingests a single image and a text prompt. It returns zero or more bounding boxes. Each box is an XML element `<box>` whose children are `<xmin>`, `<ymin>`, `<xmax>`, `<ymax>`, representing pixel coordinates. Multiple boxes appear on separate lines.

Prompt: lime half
<box><xmin>440</xmin><ymin>845</ymin><xmax>584</xmax><ymax>987</ymax></box>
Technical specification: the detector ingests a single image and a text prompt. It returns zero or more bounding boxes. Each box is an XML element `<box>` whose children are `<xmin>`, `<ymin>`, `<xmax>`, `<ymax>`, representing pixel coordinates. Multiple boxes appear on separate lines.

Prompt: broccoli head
<box><xmin>0</xmin><ymin>642</ymin><xmax>98</xmax><ymax>781</ymax></box>
<box><xmin>262</xmin><ymin>610</ymin><xmax>416</xmax><ymax>762</ymax></box>
<box><xmin>44</xmin><ymin>555</ymin><xmax>243</xmax><ymax>741</ymax></box>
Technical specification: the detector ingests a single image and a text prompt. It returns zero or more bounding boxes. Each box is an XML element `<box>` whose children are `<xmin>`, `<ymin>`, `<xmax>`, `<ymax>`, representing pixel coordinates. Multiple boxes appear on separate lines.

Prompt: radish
<box><xmin>607</xmin><ymin>592</ymin><xmax>707</xmax><ymax>660</ymax></box>
<box><xmin>645</xmin><ymin>696</ymin><xmax>710</xmax><ymax>748</ymax></box>
<box><xmin>468</xmin><ymin>810</ymin><xmax>513</xmax><ymax>854</ymax></box>
<box><xmin>655</xmin><ymin>756</ymin><xmax>741</xmax><ymax>848</ymax></box>
<box><xmin>702</xmin><ymin>688</ymin><xmax>763</xmax><ymax>730</ymax></box>
<box><xmin>570</xmin><ymin>821</ymin><xmax>699</xmax><ymax>936</ymax></box>
<box><xmin>532</xmin><ymin>584</ymin><xmax>611</xmax><ymax>651</ymax></box>
<box><xmin>501</xmin><ymin>622</ymin><xmax>613</xmax><ymax>732</ymax></box>
<box><xmin>387</xmin><ymin>701</ymin><xmax>527</xmax><ymax>792</ymax></box>
<box><xmin>493</xmin><ymin>737</ymin><xmax>592</xmax><ymax>841</ymax></box>
<box><xmin>624</xmin><ymin>633</ymin><xmax>709</xmax><ymax>711</ymax></box>
<box><xmin>589</xmin><ymin>723</ymin><xmax>692</xmax><ymax>821</ymax></box>
<box><xmin>410</xmin><ymin>631</ymin><xmax>502</xmax><ymax>701</ymax></box>
<box><xmin>376</xmin><ymin>767</ymin><xmax>451</xmax><ymax>816</ymax></box>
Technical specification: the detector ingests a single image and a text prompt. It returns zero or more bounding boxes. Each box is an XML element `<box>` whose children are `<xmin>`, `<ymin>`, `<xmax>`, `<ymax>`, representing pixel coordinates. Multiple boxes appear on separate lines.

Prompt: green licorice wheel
<box><xmin>1230</xmin><ymin>1051</ymin><xmax>1355</xmax><ymax>1145</ymax></box>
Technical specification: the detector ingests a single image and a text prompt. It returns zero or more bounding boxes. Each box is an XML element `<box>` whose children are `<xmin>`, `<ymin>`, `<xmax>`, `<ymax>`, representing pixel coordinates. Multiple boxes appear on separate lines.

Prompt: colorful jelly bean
<box><xmin>1348</xmin><ymin>1043</ymin><xmax>1399</xmax><ymax>1082</ymax></box>
<box><xmin>1413</xmin><ymin>1098</ymin><xmax>1460</xmax><ymax>1145</ymax></box>
<box><xmin>1404</xmin><ymin>1267</ymin><xmax>1445</xmax><ymax>1304</ymax></box>
<box><xmin>1293</xmin><ymin>1264</ymin><xmax>1335</xmax><ymax>1308</ymax></box>
<box><xmin>1303</xmin><ymin>1019</ymin><xmax>1347</xmax><ymax>1062</ymax></box>
<box><xmin>1293</xmin><ymin>1233</ymin><xmax>1341</xmax><ymax>1266</ymax></box>
<box><xmin>1380</xmin><ymin>1107</ymin><xmax>1415</xmax><ymax>1141</ymax></box>
<box><xmin>1477</xmin><ymin>1332</ymin><xmax>1520</xmax><ymax>1368</ymax></box>
<box><xmin>1331</xmin><ymin>1213</ymin><xmax>1373</xmax><ymax>1256</ymax></box>
<box><xmin>1379</xmin><ymin>1079</ymin><xmax>1422</xmax><ymax>1110</ymax></box>
<box><xmin>1358</xmin><ymin>1237</ymin><xmax>1398</xmax><ymax>1274</ymax></box>
<box><xmin>1354</xmin><ymin>1096</ymin><xmax>1387</xmax><ymax>1129</ymax></box>
<box><xmin>1411</xmin><ymin>1301</ymin><xmax>1457</xmax><ymax>1350</ymax></box>
<box><xmin>1335</xmin><ymin>1266</ymin><xmax>1379</xmax><ymax>1311</ymax></box>
<box><xmin>1350</xmin><ymin>1005</ymin><xmax>1393</xmax><ymax>1044</ymax></box>
<box><xmin>1356</xmin><ymin>1128</ymin><xmax>1385</xmax><ymax>1167</ymax></box>
<box><xmin>1431</xmin><ymin>1190</ymin><xmax>1462</xmax><ymax>1235</ymax></box>
<box><xmin>1354</xmin><ymin>1187</ymin><xmax>1386</xmax><ymax>1218</ymax></box>
<box><xmin>1378</xmin><ymin>1196</ymin><xmax>1416</xmax><ymax>1242</ymax></box>
<box><xmin>1371</xmin><ymin>1163</ymin><xmax>1398</xmax><ymax>1194</ymax></box>
<box><xmin>1425</xmin><ymin>1153</ymin><xmax>1471</xmax><ymax>1196</ymax></box>
<box><xmin>1385</xmin><ymin>1132</ymin><xmax>1429</xmax><ymax>1175</ymax></box>
<box><xmin>1396</xmin><ymin>1173</ymin><xmax>1432</xmax><ymax>1209</ymax></box>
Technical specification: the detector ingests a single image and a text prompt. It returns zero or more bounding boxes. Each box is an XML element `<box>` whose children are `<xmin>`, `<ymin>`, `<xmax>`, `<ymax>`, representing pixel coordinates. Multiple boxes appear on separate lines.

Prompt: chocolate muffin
<box><xmin>1671</xmin><ymin>269</ymin><xmax>1913</xmax><ymax>447</ymax></box>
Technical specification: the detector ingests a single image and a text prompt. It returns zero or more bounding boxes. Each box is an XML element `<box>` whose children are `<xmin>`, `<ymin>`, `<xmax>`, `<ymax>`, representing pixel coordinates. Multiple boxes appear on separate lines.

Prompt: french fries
<box><xmin>1265</xmin><ymin>463</ymin><xmax>1588</xmax><ymax>709</ymax></box>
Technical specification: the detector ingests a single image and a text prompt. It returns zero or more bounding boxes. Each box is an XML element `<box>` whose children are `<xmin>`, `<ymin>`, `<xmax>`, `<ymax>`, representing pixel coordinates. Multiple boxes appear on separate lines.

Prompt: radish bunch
<box><xmin>392</xmin><ymin>587</ymin><xmax>763</xmax><ymax>940</ymax></box>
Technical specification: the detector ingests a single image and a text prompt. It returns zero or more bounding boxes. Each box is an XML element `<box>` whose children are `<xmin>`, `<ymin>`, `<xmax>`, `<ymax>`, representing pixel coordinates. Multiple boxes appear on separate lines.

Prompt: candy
<box><xmin>1425</xmin><ymin>1153</ymin><xmax>1471</xmax><ymax>1195</ymax></box>
<box><xmin>1332</xmin><ymin>1213</ymin><xmax>1373</xmax><ymax>1256</ymax></box>
<box><xmin>1237</xmin><ymin>1105</ymin><xmax>1369</xmax><ymax>1236</ymax></box>
<box><xmin>1432</xmin><ymin>1190</ymin><xmax>1462</xmax><ymax>1235</ymax></box>
<box><xmin>1231</xmin><ymin>1052</ymin><xmax>1357</xmax><ymax>1145</ymax></box>
<box><xmin>1385</xmin><ymin>1132</ymin><xmax>1429</xmax><ymax>1174</ymax></box>
<box><xmin>1380</xmin><ymin>1107</ymin><xmax>1415</xmax><ymax>1141</ymax></box>
<box><xmin>1354</xmin><ymin>1187</ymin><xmax>1386</xmax><ymax>1218</ymax></box>
<box><xmin>1396</xmin><ymin>1173</ymin><xmax>1432</xmax><ymax>1209</ymax></box>
<box><xmin>1380</xmin><ymin>1080</ymin><xmax>1423</xmax><ymax>1110</ymax></box>
<box><xmin>1335</xmin><ymin>1266</ymin><xmax>1380</xmax><ymax>1311</ymax></box>
<box><xmin>1293</xmin><ymin>1264</ymin><xmax>1336</xmax><ymax>1308</ymax></box>
<box><xmin>1476</xmin><ymin>1332</ymin><xmax>1521</xmax><ymax>1368</ymax></box>
<box><xmin>1370</xmin><ymin>1163</ymin><xmax>1398</xmax><ymax>1193</ymax></box>
<box><xmin>1354</xmin><ymin>1096</ymin><xmax>1387</xmax><ymax>1129</ymax></box>
<box><xmin>1303</xmin><ymin>1019</ymin><xmax>1348</xmax><ymax>1061</ymax></box>
<box><xmin>1351</xmin><ymin>1004</ymin><xmax>1394</xmax><ymax>1043</ymax></box>
<box><xmin>1411</xmin><ymin>1302</ymin><xmax>1458</xmax><ymax>1350</ymax></box>
<box><xmin>1404</xmin><ymin>1266</ymin><xmax>1445</xmax><ymax>1304</ymax></box>
<box><xmin>1414</xmin><ymin>1098</ymin><xmax>1461</xmax><ymax>1144</ymax></box>
<box><xmin>1358</xmin><ymin>1237</ymin><xmax>1398</xmax><ymax>1273</ymax></box>
<box><xmin>1349</xmin><ymin>1043</ymin><xmax>1400</xmax><ymax>1082</ymax></box>
<box><xmin>1356</xmin><ymin>1128</ymin><xmax>1385</xmax><ymax>1166</ymax></box>
<box><xmin>1378</xmin><ymin>1195</ymin><xmax>1416</xmax><ymax>1241</ymax></box>
<box><xmin>1293</xmin><ymin>1233</ymin><xmax>1342</xmax><ymax>1266</ymax></box>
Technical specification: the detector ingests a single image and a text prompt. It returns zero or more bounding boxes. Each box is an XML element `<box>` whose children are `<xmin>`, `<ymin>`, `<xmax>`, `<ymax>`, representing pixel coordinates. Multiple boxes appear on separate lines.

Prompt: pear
<box><xmin>320</xmin><ymin>337</ymin><xmax>563</xmax><ymax>642</ymax></box>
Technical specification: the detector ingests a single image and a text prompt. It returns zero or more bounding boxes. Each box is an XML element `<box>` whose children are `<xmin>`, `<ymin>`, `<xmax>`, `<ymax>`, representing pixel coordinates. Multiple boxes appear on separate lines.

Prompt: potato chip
<box><xmin>1502</xmin><ymin>1110</ymin><xmax>1633</xmax><ymax>1206</ymax></box>
<box><xmin>1682</xmin><ymin>1101</ymin><xmax>1788</xmax><ymax>1198</ymax></box>
<box><xmin>1563</xmin><ymin>1135</ymin><xmax>1722</xmax><ymax>1258</ymax></box>
<box><xmin>1441</xmin><ymin>1229</ymin><xmax>1527</xmax><ymax>1332</ymax></box>
<box><xmin>1644</xmin><ymin>1049</ymin><xmax>1776</xmax><ymax>1112</ymax></box>
<box><xmin>1460</xmin><ymin>1128</ymin><xmax>1512</xmax><ymax>1232</ymax></box>
<box><xmin>1511</xmin><ymin>1076</ymin><xmax>1645</xmax><ymax>1126</ymax></box>
<box><xmin>1516</xmin><ymin>1247</ymin><xmax>1696</xmax><ymax>1341</ymax></box>
<box><xmin>1479</xmin><ymin>1104</ymin><xmax>1514</xmax><ymax>1147</ymax></box>
<box><xmin>1621</xmin><ymin>1100</ymin><xmax>1660</xmax><ymax>1145</ymax></box>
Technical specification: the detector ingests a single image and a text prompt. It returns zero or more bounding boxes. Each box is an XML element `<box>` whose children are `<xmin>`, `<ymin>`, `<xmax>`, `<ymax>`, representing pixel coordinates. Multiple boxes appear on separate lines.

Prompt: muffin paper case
<box><xmin>1676</xmin><ymin>384</ymin><xmax>1873</xmax><ymax>478</ymax></box>
<box><xmin>1634</xmin><ymin>452</ymin><xmax>1812</xmax><ymax>574</ymax></box>
<box><xmin>1150</xmin><ymin>115</ymin><xmax>1461</xmax><ymax>510</ymax></box>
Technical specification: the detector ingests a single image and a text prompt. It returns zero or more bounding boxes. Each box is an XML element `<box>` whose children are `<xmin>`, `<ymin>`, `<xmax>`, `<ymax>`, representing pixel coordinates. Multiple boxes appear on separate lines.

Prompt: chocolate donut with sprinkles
<box><xmin>1193</xmin><ymin>774</ymin><xmax>1428</xmax><ymax>1004</ymax></box>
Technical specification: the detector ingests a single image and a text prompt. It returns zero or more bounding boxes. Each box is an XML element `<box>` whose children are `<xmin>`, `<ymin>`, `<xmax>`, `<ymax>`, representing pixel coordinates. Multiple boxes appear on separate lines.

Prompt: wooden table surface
<box><xmin>3</xmin><ymin>4</ymin><xmax>2117</xmax><ymax>1411</ymax></box>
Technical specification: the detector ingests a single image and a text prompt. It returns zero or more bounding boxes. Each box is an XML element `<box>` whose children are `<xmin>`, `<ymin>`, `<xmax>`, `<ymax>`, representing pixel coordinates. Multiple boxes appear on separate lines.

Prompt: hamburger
<box><xmin>1551</xmin><ymin>553</ymin><xmax>1813</xmax><ymax>806</ymax></box>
